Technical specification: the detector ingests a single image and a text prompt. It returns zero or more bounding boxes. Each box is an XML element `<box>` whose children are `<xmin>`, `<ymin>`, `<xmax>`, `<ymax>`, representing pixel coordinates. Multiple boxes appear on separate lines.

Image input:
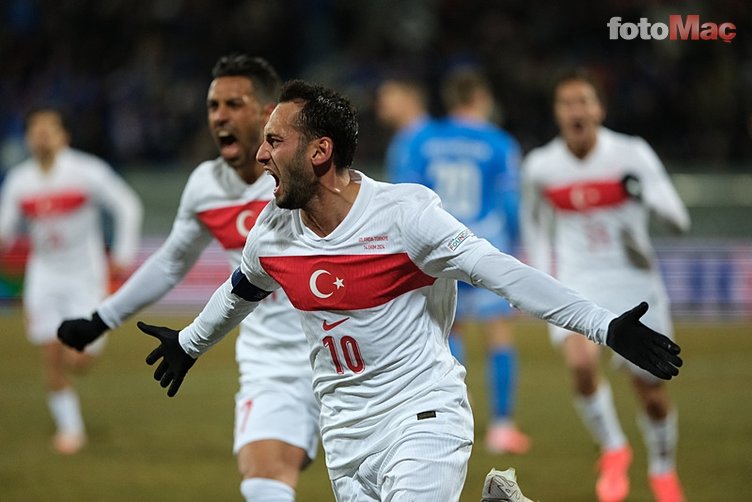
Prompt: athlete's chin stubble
<box><xmin>276</xmin><ymin>153</ymin><xmax>317</xmax><ymax>210</ymax></box>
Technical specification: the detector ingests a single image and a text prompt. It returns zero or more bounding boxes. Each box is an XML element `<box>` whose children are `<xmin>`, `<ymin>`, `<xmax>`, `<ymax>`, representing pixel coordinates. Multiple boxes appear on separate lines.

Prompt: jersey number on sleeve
<box><xmin>322</xmin><ymin>335</ymin><xmax>365</xmax><ymax>374</ymax></box>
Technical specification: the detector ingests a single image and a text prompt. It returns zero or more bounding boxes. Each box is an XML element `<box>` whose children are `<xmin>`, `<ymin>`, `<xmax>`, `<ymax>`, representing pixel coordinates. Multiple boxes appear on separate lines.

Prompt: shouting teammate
<box><xmin>522</xmin><ymin>70</ymin><xmax>688</xmax><ymax>502</ymax></box>
<box><xmin>58</xmin><ymin>55</ymin><xmax>318</xmax><ymax>501</ymax></box>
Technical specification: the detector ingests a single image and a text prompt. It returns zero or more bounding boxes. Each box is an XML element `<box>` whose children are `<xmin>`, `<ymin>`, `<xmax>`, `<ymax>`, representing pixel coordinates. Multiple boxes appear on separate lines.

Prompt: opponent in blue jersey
<box><xmin>382</xmin><ymin>68</ymin><xmax>529</xmax><ymax>455</ymax></box>
<box><xmin>375</xmin><ymin>76</ymin><xmax>432</xmax><ymax>183</ymax></box>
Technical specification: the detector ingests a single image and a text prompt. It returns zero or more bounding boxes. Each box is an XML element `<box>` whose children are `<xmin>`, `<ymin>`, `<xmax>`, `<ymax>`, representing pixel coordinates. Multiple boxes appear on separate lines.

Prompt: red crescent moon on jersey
<box><xmin>570</xmin><ymin>184</ymin><xmax>586</xmax><ymax>209</ymax></box>
<box><xmin>236</xmin><ymin>209</ymin><xmax>255</xmax><ymax>237</ymax></box>
<box><xmin>310</xmin><ymin>269</ymin><xmax>334</xmax><ymax>299</ymax></box>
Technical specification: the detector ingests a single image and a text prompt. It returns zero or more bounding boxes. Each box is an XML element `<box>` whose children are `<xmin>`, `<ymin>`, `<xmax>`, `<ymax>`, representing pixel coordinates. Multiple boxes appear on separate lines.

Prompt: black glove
<box><xmin>606</xmin><ymin>302</ymin><xmax>682</xmax><ymax>380</ymax></box>
<box><xmin>621</xmin><ymin>173</ymin><xmax>642</xmax><ymax>200</ymax></box>
<box><xmin>57</xmin><ymin>312</ymin><xmax>109</xmax><ymax>351</ymax></box>
<box><xmin>138</xmin><ymin>321</ymin><xmax>196</xmax><ymax>397</ymax></box>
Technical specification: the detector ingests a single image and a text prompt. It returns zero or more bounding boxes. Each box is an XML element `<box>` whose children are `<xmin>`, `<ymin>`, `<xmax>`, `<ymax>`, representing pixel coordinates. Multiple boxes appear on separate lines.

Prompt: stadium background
<box><xmin>0</xmin><ymin>1</ymin><xmax>750</xmax><ymax>500</ymax></box>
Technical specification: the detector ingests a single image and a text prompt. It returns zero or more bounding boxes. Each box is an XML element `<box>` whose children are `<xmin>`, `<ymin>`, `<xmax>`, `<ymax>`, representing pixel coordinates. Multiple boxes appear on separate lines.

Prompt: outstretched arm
<box><xmin>402</xmin><ymin>187</ymin><xmax>682</xmax><ymax>379</ymax></box>
<box><xmin>139</xmin><ymin>267</ymin><xmax>272</xmax><ymax>396</ymax></box>
<box><xmin>470</xmin><ymin>245</ymin><xmax>682</xmax><ymax>379</ymax></box>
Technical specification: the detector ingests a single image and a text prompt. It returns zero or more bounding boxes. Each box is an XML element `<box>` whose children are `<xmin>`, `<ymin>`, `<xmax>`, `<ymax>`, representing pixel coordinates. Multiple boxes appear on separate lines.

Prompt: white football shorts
<box><xmin>330</xmin><ymin>426</ymin><xmax>472</xmax><ymax>502</ymax></box>
<box><xmin>24</xmin><ymin>269</ymin><xmax>107</xmax><ymax>355</ymax></box>
<box><xmin>233</xmin><ymin>375</ymin><xmax>320</xmax><ymax>460</ymax></box>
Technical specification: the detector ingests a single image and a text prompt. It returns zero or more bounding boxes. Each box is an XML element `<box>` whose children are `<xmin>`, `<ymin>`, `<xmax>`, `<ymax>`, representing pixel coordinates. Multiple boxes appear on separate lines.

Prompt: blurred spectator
<box><xmin>1</xmin><ymin>1</ymin><xmax>748</xmax><ymax>174</ymax></box>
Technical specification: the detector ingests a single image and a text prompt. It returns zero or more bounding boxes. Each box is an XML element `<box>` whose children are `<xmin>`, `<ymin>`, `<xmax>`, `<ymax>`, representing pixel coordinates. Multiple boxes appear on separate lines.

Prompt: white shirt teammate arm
<box><xmin>519</xmin><ymin>152</ymin><xmax>555</xmax><ymax>274</ymax></box>
<box><xmin>176</xmin><ymin>204</ymin><xmax>279</xmax><ymax>358</ymax></box>
<box><xmin>89</xmin><ymin>161</ymin><xmax>144</xmax><ymax>268</ymax></box>
<box><xmin>631</xmin><ymin>138</ymin><xmax>690</xmax><ymax>234</ymax></box>
<box><xmin>97</xmin><ymin>216</ymin><xmax>214</xmax><ymax>328</ymax></box>
<box><xmin>0</xmin><ymin>171</ymin><xmax>21</xmax><ymax>251</ymax></box>
<box><xmin>401</xmin><ymin>187</ymin><xmax>615</xmax><ymax>344</ymax></box>
<box><xmin>97</xmin><ymin>181</ymin><xmax>214</xmax><ymax>329</ymax></box>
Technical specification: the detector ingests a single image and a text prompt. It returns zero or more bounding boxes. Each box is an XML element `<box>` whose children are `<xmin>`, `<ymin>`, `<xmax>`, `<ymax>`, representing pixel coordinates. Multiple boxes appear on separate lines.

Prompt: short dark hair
<box><xmin>440</xmin><ymin>67</ymin><xmax>492</xmax><ymax>110</ymax></box>
<box><xmin>552</xmin><ymin>68</ymin><xmax>607</xmax><ymax>106</ymax></box>
<box><xmin>212</xmin><ymin>53</ymin><xmax>281</xmax><ymax>105</ymax></box>
<box><xmin>24</xmin><ymin>105</ymin><xmax>70</xmax><ymax>133</ymax></box>
<box><xmin>278</xmin><ymin>79</ymin><xmax>358</xmax><ymax>169</ymax></box>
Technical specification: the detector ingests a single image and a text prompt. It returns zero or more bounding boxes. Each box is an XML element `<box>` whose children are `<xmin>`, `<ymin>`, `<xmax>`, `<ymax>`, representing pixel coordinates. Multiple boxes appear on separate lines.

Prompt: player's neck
<box><xmin>301</xmin><ymin>169</ymin><xmax>360</xmax><ymax>238</ymax></box>
<box><xmin>235</xmin><ymin>161</ymin><xmax>266</xmax><ymax>184</ymax></box>
<box><xmin>398</xmin><ymin>110</ymin><xmax>427</xmax><ymax>131</ymax></box>
<box><xmin>566</xmin><ymin>135</ymin><xmax>598</xmax><ymax>160</ymax></box>
<box><xmin>35</xmin><ymin>152</ymin><xmax>57</xmax><ymax>172</ymax></box>
<box><xmin>451</xmin><ymin>107</ymin><xmax>487</xmax><ymax>124</ymax></box>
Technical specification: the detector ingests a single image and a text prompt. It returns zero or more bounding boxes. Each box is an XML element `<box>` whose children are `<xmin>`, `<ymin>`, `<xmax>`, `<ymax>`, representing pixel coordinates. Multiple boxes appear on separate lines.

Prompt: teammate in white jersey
<box><xmin>0</xmin><ymin>106</ymin><xmax>143</xmax><ymax>454</ymax></box>
<box><xmin>136</xmin><ymin>80</ymin><xmax>682</xmax><ymax>502</ymax></box>
<box><xmin>522</xmin><ymin>70</ymin><xmax>689</xmax><ymax>502</ymax></box>
<box><xmin>57</xmin><ymin>55</ymin><xmax>318</xmax><ymax>502</ymax></box>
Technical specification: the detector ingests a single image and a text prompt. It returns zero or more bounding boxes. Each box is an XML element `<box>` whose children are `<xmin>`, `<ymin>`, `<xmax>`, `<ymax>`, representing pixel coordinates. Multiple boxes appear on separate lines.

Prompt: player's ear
<box><xmin>311</xmin><ymin>136</ymin><xmax>333</xmax><ymax>168</ymax></box>
<box><xmin>596</xmin><ymin>102</ymin><xmax>606</xmax><ymax>123</ymax></box>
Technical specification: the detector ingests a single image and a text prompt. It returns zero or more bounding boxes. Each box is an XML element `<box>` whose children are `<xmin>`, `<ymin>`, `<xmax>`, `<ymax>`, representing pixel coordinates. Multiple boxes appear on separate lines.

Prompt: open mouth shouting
<box><xmin>265</xmin><ymin>168</ymin><xmax>281</xmax><ymax>194</ymax></box>
<box><xmin>217</xmin><ymin>130</ymin><xmax>241</xmax><ymax>161</ymax></box>
<box><xmin>570</xmin><ymin>119</ymin><xmax>586</xmax><ymax>134</ymax></box>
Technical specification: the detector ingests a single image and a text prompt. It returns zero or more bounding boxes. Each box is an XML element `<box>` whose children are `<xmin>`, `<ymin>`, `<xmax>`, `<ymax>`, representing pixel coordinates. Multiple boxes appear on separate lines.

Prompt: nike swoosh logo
<box><xmin>322</xmin><ymin>317</ymin><xmax>350</xmax><ymax>331</ymax></box>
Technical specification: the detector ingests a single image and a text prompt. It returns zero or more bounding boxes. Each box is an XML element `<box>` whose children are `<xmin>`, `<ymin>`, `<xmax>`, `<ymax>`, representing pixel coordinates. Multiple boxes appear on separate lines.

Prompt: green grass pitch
<box><xmin>0</xmin><ymin>307</ymin><xmax>749</xmax><ymax>501</ymax></box>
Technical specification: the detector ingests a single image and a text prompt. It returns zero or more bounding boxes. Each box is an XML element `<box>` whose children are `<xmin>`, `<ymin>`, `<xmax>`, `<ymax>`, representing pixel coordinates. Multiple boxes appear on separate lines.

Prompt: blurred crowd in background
<box><xmin>1</xmin><ymin>0</ymin><xmax>750</xmax><ymax>314</ymax></box>
<box><xmin>1</xmin><ymin>0</ymin><xmax>750</xmax><ymax>175</ymax></box>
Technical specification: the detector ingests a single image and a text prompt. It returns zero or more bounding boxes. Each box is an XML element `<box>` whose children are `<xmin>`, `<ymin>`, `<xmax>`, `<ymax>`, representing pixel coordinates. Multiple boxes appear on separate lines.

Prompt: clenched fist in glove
<box><xmin>606</xmin><ymin>302</ymin><xmax>683</xmax><ymax>380</ymax></box>
<box><xmin>138</xmin><ymin>322</ymin><xmax>196</xmax><ymax>397</ymax></box>
<box><xmin>57</xmin><ymin>312</ymin><xmax>109</xmax><ymax>351</ymax></box>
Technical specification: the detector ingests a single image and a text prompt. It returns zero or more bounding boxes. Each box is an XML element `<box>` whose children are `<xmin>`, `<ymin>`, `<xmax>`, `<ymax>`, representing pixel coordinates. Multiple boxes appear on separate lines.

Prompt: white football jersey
<box><xmin>179</xmin><ymin>171</ymin><xmax>616</xmax><ymax>477</ymax></box>
<box><xmin>522</xmin><ymin>127</ymin><xmax>690</xmax><ymax>298</ymax></box>
<box><xmin>0</xmin><ymin>147</ymin><xmax>142</xmax><ymax>288</ymax></box>
<box><xmin>97</xmin><ymin>158</ymin><xmax>309</xmax><ymax>381</ymax></box>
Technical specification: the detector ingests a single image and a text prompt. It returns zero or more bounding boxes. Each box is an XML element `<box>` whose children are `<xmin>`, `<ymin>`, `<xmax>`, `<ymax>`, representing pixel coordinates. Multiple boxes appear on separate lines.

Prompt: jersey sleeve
<box><xmin>0</xmin><ymin>170</ymin><xmax>21</xmax><ymax>249</ymax></box>
<box><xmin>89</xmin><ymin>160</ymin><xmax>144</xmax><ymax>267</ymax></box>
<box><xmin>632</xmin><ymin>138</ymin><xmax>690</xmax><ymax>234</ymax></box>
<box><xmin>400</xmin><ymin>186</ymin><xmax>614</xmax><ymax>344</ymax></box>
<box><xmin>520</xmin><ymin>152</ymin><xmax>555</xmax><ymax>273</ymax></box>
<box><xmin>97</xmin><ymin>210</ymin><xmax>214</xmax><ymax>328</ymax></box>
<box><xmin>177</xmin><ymin>202</ymin><xmax>280</xmax><ymax>358</ymax></box>
<box><xmin>177</xmin><ymin>275</ymin><xmax>260</xmax><ymax>357</ymax></box>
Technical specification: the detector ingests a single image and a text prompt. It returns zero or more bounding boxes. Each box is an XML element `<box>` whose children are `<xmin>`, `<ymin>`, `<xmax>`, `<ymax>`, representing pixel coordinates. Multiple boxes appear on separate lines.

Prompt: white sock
<box><xmin>574</xmin><ymin>382</ymin><xmax>627</xmax><ymax>451</ymax></box>
<box><xmin>47</xmin><ymin>388</ymin><xmax>85</xmax><ymax>435</ymax></box>
<box><xmin>240</xmin><ymin>478</ymin><xmax>295</xmax><ymax>502</ymax></box>
<box><xmin>638</xmin><ymin>409</ymin><xmax>678</xmax><ymax>475</ymax></box>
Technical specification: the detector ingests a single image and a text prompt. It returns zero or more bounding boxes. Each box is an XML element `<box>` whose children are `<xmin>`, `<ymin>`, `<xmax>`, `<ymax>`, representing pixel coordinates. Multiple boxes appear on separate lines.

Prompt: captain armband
<box><xmin>231</xmin><ymin>267</ymin><xmax>272</xmax><ymax>302</ymax></box>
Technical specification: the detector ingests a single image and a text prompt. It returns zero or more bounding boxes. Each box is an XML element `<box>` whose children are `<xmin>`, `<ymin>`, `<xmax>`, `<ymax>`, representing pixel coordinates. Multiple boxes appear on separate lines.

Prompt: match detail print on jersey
<box><xmin>197</xmin><ymin>200</ymin><xmax>270</xmax><ymax>249</ymax></box>
<box><xmin>544</xmin><ymin>179</ymin><xmax>628</xmax><ymax>212</ymax></box>
<box><xmin>259</xmin><ymin>253</ymin><xmax>436</xmax><ymax>311</ymax></box>
<box><xmin>20</xmin><ymin>189</ymin><xmax>88</xmax><ymax>218</ymax></box>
